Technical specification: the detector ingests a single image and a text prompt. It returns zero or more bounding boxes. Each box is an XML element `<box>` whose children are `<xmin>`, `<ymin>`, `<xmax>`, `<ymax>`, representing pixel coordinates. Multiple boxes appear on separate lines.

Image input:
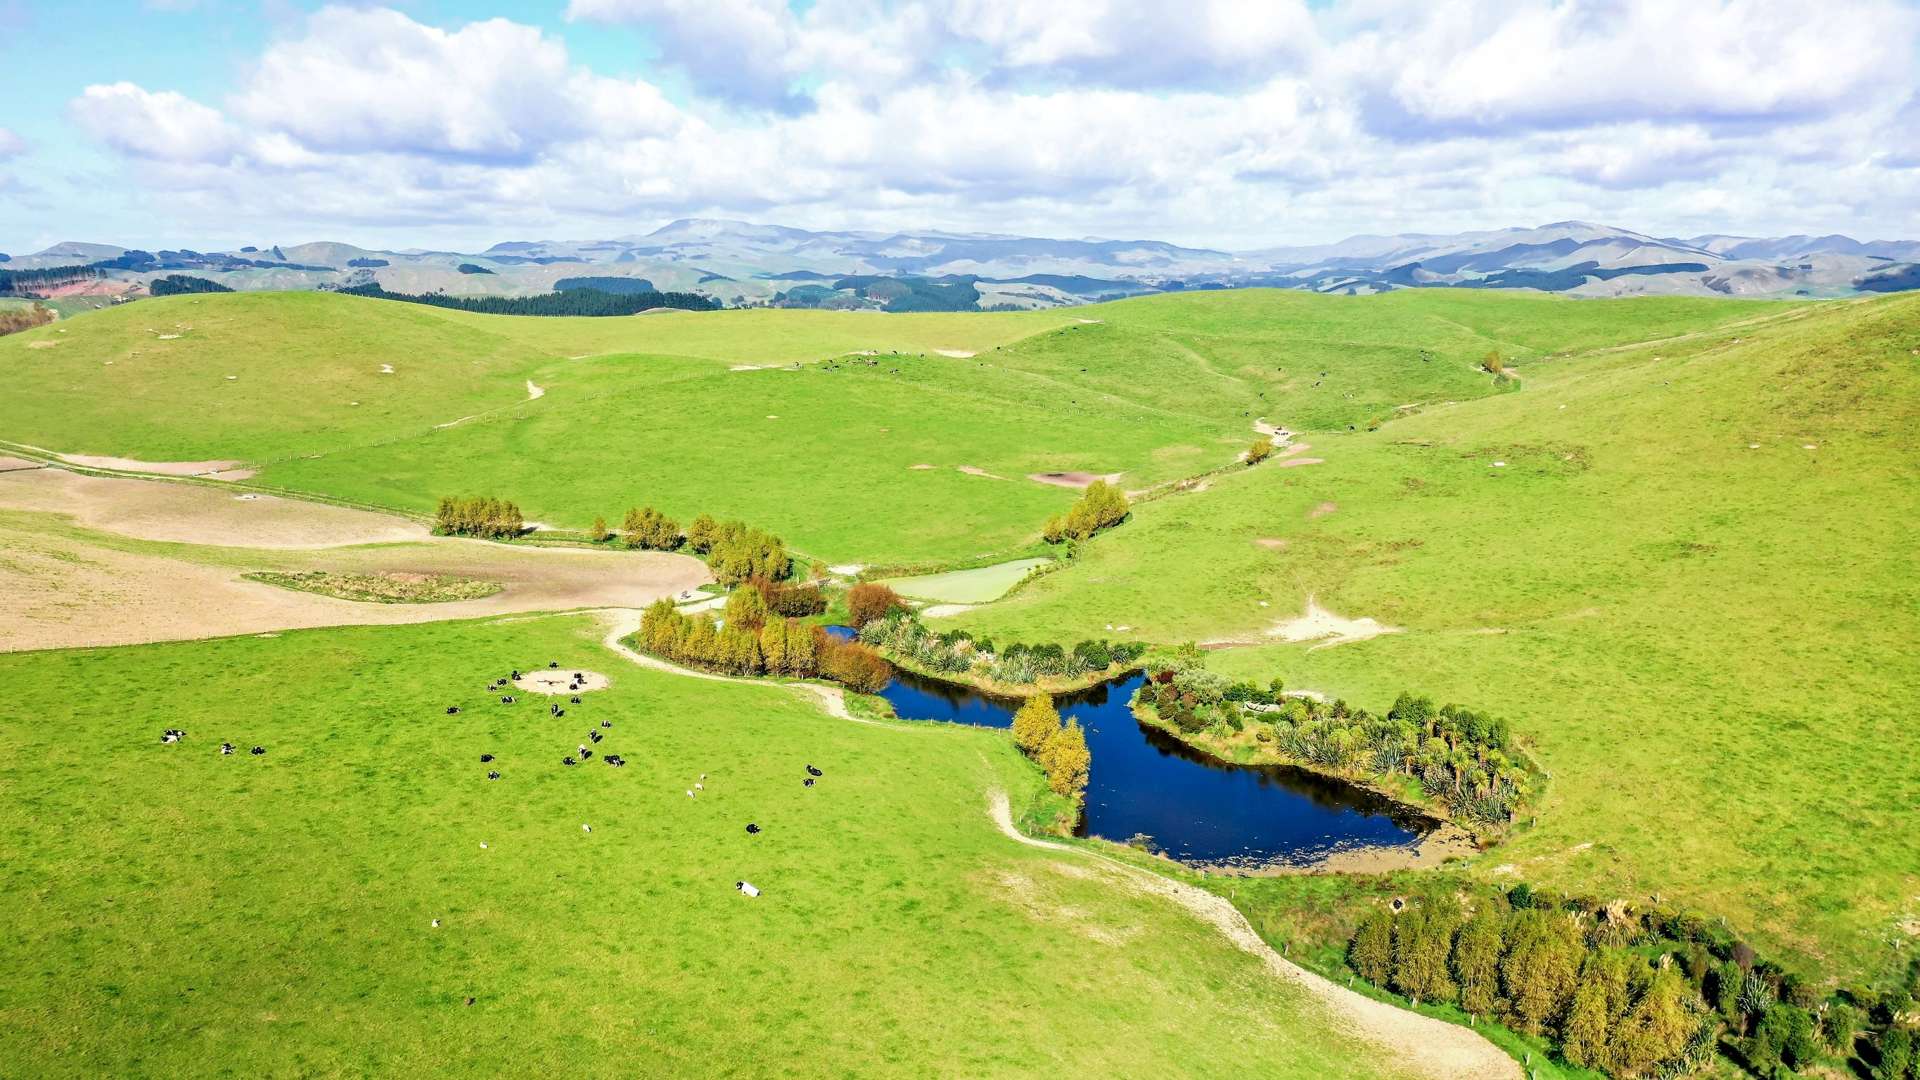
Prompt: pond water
<box><xmin>827</xmin><ymin>629</ymin><xmax>1433</xmax><ymax>869</ymax></box>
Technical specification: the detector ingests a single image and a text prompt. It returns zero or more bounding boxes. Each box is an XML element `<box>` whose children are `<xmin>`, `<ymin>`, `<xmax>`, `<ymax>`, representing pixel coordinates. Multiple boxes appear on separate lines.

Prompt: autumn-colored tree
<box><xmin>622</xmin><ymin>506</ymin><xmax>683</xmax><ymax>550</ymax></box>
<box><xmin>723</xmin><ymin>585</ymin><xmax>770</xmax><ymax>634</ymax></box>
<box><xmin>1012</xmin><ymin>694</ymin><xmax>1061</xmax><ymax>755</ymax></box>
<box><xmin>1041</xmin><ymin>720</ymin><xmax>1090</xmax><ymax>799</ymax></box>
<box><xmin>785</xmin><ymin>620</ymin><xmax>818</xmax><ymax>677</ymax></box>
<box><xmin>590</xmin><ymin>515</ymin><xmax>611</xmax><ymax>542</ymax></box>
<box><xmin>1246</xmin><ymin>438</ymin><xmax>1274</xmax><ymax>465</ymax></box>
<box><xmin>686</xmin><ymin>513</ymin><xmax>720</xmax><ymax>553</ymax></box>
<box><xmin>759</xmin><ymin>620</ymin><xmax>789</xmax><ymax>674</ymax></box>
<box><xmin>848</xmin><ymin>582</ymin><xmax>905</xmax><ymax>628</ymax></box>
<box><xmin>818</xmin><ymin>636</ymin><xmax>891</xmax><ymax>692</ymax></box>
<box><xmin>1349</xmin><ymin>909</ymin><xmax>1393</xmax><ymax>986</ymax></box>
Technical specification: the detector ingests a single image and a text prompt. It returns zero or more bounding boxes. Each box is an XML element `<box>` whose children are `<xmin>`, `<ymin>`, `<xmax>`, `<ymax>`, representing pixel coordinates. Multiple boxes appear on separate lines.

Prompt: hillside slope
<box><xmin>958</xmin><ymin>294</ymin><xmax>1920</xmax><ymax>983</ymax></box>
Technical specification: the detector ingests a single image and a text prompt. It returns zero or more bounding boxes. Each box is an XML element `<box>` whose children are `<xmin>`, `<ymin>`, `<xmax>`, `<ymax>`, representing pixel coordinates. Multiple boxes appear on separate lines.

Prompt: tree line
<box><xmin>857</xmin><ymin>610</ymin><xmax>1148</xmax><ymax>688</ymax></box>
<box><xmin>1011</xmin><ymin>694</ymin><xmax>1091</xmax><ymax>803</ymax></box>
<box><xmin>1043</xmin><ymin>480</ymin><xmax>1129</xmax><ymax>543</ymax></box>
<box><xmin>1137</xmin><ymin>670</ymin><xmax>1531</xmax><ymax>827</ymax></box>
<box><xmin>633</xmin><ymin>592</ymin><xmax>890</xmax><ymax>693</ymax></box>
<box><xmin>432</xmin><ymin>495</ymin><xmax>525</xmax><ymax>539</ymax></box>
<box><xmin>337</xmin><ymin>282</ymin><xmax>719</xmax><ymax>315</ymax></box>
<box><xmin>1347</xmin><ymin>885</ymin><xmax>1920</xmax><ymax>1079</ymax></box>
<box><xmin>0</xmin><ymin>264</ymin><xmax>102</xmax><ymax>297</ymax></box>
<box><xmin>614</xmin><ymin>507</ymin><xmax>791</xmax><ymax>586</ymax></box>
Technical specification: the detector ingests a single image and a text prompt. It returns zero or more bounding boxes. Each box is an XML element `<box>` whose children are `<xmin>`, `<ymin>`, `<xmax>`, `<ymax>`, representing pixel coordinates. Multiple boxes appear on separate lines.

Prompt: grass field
<box><xmin>955</xmin><ymin>294</ymin><xmax>1920</xmax><ymax>985</ymax></box>
<box><xmin>0</xmin><ymin>616</ymin><xmax>1410</xmax><ymax>1078</ymax></box>
<box><xmin>0</xmin><ymin>289</ymin><xmax>1778</xmax><ymax>566</ymax></box>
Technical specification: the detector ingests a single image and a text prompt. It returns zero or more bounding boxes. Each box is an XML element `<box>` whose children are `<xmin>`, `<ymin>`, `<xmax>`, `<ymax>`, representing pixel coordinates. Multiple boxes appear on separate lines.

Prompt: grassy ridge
<box><xmin>0</xmin><ymin>617</ymin><xmax>1401</xmax><ymax>1077</ymax></box>
<box><xmin>957</xmin><ymin>294</ymin><xmax>1920</xmax><ymax>983</ymax></box>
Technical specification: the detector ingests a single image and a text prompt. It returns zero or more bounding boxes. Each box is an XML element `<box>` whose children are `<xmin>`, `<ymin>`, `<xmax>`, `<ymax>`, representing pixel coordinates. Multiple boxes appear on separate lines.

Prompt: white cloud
<box><xmin>0</xmin><ymin>128</ymin><xmax>25</xmax><ymax>158</ymax></box>
<box><xmin>56</xmin><ymin>2</ymin><xmax>1920</xmax><ymax>245</ymax></box>
<box><xmin>234</xmin><ymin>7</ymin><xmax>679</xmax><ymax>162</ymax></box>
<box><xmin>69</xmin><ymin>82</ymin><xmax>238</xmax><ymax>163</ymax></box>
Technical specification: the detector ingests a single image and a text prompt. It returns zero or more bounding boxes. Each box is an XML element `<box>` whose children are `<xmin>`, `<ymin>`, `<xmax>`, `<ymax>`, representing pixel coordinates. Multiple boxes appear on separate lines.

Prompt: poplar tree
<box><xmin>1012</xmin><ymin>694</ymin><xmax>1061</xmax><ymax>755</ymax></box>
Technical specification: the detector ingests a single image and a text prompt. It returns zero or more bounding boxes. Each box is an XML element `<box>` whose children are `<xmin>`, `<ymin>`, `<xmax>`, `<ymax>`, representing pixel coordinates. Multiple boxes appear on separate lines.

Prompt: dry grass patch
<box><xmin>243</xmin><ymin>570</ymin><xmax>502</xmax><ymax>604</ymax></box>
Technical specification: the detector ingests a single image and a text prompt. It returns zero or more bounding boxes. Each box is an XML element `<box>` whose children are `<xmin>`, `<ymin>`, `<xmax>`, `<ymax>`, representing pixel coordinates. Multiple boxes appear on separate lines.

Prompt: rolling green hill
<box><xmin>955</xmin><ymin>293</ymin><xmax>1920</xmax><ymax>984</ymax></box>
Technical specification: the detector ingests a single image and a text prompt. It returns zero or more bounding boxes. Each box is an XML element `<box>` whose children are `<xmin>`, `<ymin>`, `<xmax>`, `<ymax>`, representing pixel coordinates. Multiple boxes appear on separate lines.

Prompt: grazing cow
<box><xmin>480</xmin><ymin>754</ymin><xmax>494</xmax><ymax>762</ymax></box>
<box><xmin>805</xmin><ymin>765</ymin><xmax>823</xmax><ymax>777</ymax></box>
<box><xmin>745</xmin><ymin>823</ymin><xmax>761</xmax><ymax>835</ymax></box>
<box><xmin>551</xmin><ymin>704</ymin><xmax>560</xmax><ymax>716</ymax></box>
<box><xmin>694</xmin><ymin>782</ymin><xmax>703</xmax><ymax>791</ymax></box>
<box><xmin>555</xmin><ymin>709</ymin><xmax>565</xmax><ymax>718</ymax></box>
<box><xmin>549</xmin><ymin>661</ymin><xmax>559</xmax><ymax>669</ymax></box>
<box><xmin>803</xmin><ymin>778</ymin><xmax>814</xmax><ymax>788</ymax></box>
<box><xmin>578</xmin><ymin>744</ymin><xmax>589</xmax><ymax>756</ymax></box>
<box><xmin>571</xmin><ymin>696</ymin><xmax>582</xmax><ymax>704</ymax></box>
<box><xmin>487</xmin><ymin>771</ymin><xmax>501</xmax><ymax>780</ymax></box>
<box><xmin>573</xmin><ymin>672</ymin><xmax>583</xmax><ymax>681</ymax></box>
<box><xmin>581</xmin><ymin>749</ymin><xmax>592</xmax><ymax>760</ymax></box>
<box><xmin>600</xmin><ymin>720</ymin><xmax>611</xmax><ymax>729</ymax></box>
<box><xmin>250</xmin><ymin>746</ymin><xmax>266</xmax><ymax>755</ymax></box>
<box><xmin>736</xmin><ymin>881</ymin><xmax>760</xmax><ymax>898</ymax></box>
<box><xmin>590</xmin><ymin>732</ymin><xmax>602</xmax><ymax>743</ymax></box>
<box><xmin>511</xmin><ymin>670</ymin><xmax>521</xmax><ymax>680</ymax></box>
<box><xmin>501</xmin><ymin>696</ymin><xmax>513</xmax><ymax>705</ymax></box>
<box><xmin>220</xmin><ymin>743</ymin><xmax>234</xmax><ymax>755</ymax></box>
<box><xmin>446</xmin><ymin>706</ymin><xmax>460</xmax><ymax>715</ymax></box>
<box><xmin>686</xmin><ymin>790</ymin><xmax>695</xmax><ymax>799</ymax></box>
<box><xmin>581</xmin><ymin>824</ymin><xmax>591</xmax><ymax>832</ymax></box>
<box><xmin>563</xmin><ymin>756</ymin><xmax>577</xmax><ymax>766</ymax></box>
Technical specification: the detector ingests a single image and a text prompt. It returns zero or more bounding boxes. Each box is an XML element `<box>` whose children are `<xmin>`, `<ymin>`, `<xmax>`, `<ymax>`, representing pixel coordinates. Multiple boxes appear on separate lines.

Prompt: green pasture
<box><xmin>0</xmin><ymin>616</ymin><xmax>1406</xmax><ymax>1078</ymax></box>
<box><xmin>957</xmin><ymin>294</ymin><xmax>1920</xmax><ymax>984</ymax></box>
<box><xmin>881</xmin><ymin>558</ymin><xmax>1051</xmax><ymax>603</ymax></box>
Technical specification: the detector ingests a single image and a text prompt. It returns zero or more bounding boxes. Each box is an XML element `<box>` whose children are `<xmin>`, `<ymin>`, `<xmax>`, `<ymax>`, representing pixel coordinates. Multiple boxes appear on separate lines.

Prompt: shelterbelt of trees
<box><xmin>1342</xmin><ymin>880</ymin><xmax>1920</xmax><ymax>1080</ymax></box>
<box><xmin>633</xmin><ymin>589</ymin><xmax>891</xmax><ymax>693</ymax></box>
<box><xmin>336</xmin><ymin>282</ymin><xmax>719</xmax><ymax>315</ymax></box>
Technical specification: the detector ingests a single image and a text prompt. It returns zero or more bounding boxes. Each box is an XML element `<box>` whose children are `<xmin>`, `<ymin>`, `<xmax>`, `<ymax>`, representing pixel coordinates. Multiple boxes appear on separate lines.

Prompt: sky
<box><xmin>1</xmin><ymin>0</ymin><xmax>1917</xmax><ymax>254</ymax></box>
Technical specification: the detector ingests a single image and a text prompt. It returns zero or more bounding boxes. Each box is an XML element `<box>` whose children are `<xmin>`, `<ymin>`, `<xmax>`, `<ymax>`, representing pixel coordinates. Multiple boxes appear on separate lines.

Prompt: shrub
<box><xmin>817</xmin><ymin>633</ymin><xmax>891</xmax><ymax>693</ymax></box>
<box><xmin>1246</xmin><ymin>438</ymin><xmax>1274</xmax><ymax>465</ymax></box>
<box><xmin>848</xmin><ymin>582</ymin><xmax>906</xmax><ymax>628</ymax></box>
<box><xmin>755</xmin><ymin>578</ymin><xmax>826</xmax><ymax>617</ymax></box>
<box><xmin>589</xmin><ymin>515</ymin><xmax>611</xmax><ymax>542</ymax></box>
<box><xmin>1040</xmin><ymin>721</ymin><xmax>1090</xmax><ymax>799</ymax></box>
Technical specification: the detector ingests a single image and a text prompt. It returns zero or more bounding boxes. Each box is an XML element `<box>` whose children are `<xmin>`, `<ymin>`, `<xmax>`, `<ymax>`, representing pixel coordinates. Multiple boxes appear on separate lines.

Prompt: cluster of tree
<box><xmin>346</xmin><ymin>258</ymin><xmax>389</xmax><ymax>268</ymax></box>
<box><xmin>0</xmin><ymin>302</ymin><xmax>55</xmax><ymax>336</ymax></box>
<box><xmin>1350</xmin><ymin>896</ymin><xmax>1706</xmax><ymax>1076</ymax></box>
<box><xmin>1246</xmin><ymin>438</ymin><xmax>1275</xmax><ymax>464</ymax></box>
<box><xmin>1011</xmin><ymin>694</ymin><xmax>1092</xmax><ymax>802</ymax></box>
<box><xmin>336</xmin><ymin>283</ymin><xmax>719</xmax><ymax>316</ymax></box>
<box><xmin>1138</xmin><ymin>674</ymin><xmax>1528</xmax><ymax>826</ymax></box>
<box><xmin>149</xmin><ymin>274</ymin><xmax>232</xmax><ymax>296</ymax></box>
<box><xmin>1348</xmin><ymin>886</ymin><xmax>1920</xmax><ymax>1080</ymax></box>
<box><xmin>606</xmin><ymin>508</ymin><xmax>790</xmax><ymax>586</ymax></box>
<box><xmin>456</xmin><ymin>263</ymin><xmax>495</xmax><ymax>275</ymax></box>
<box><xmin>1042</xmin><ymin>480</ymin><xmax>1130</xmax><ymax>543</ymax></box>
<box><xmin>0</xmin><ymin>264</ymin><xmax>102</xmax><ymax>297</ymax></box>
<box><xmin>858</xmin><ymin>611</ymin><xmax>1146</xmax><ymax>687</ymax></box>
<box><xmin>634</xmin><ymin>594</ymin><xmax>889</xmax><ymax>693</ymax></box>
<box><xmin>432</xmin><ymin>495</ymin><xmax>524</xmax><ymax>539</ymax></box>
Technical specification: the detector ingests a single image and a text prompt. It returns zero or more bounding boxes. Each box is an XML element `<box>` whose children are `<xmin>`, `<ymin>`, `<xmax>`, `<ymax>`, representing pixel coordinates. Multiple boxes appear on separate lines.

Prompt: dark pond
<box><xmin>826</xmin><ymin>628</ymin><xmax>1434</xmax><ymax>869</ymax></box>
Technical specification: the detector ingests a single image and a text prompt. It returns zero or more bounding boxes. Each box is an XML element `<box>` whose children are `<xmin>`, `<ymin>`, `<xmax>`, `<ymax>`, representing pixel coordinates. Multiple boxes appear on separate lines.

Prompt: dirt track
<box><xmin>985</xmin><ymin>791</ymin><xmax>1518</xmax><ymax>1080</ymax></box>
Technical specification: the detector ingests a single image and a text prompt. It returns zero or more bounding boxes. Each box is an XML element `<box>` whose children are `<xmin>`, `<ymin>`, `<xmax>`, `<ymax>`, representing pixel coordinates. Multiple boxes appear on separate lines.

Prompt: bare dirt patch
<box><xmin>514</xmin><ymin>669</ymin><xmax>611</xmax><ymax>694</ymax></box>
<box><xmin>1027</xmin><ymin>471</ymin><xmax>1122</xmax><ymax>489</ymax></box>
<box><xmin>957</xmin><ymin>465</ymin><xmax>1006</xmax><ymax>480</ymax></box>
<box><xmin>26</xmin><ymin>340</ymin><xmax>58</xmax><ymax>350</ymax></box>
<box><xmin>60</xmin><ymin>454</ymin><xmax>248</xmax><ymax>477</ymax></box>
<box><xmin>1254</xmin><ymin>538</ymin><xmax>1289</xmax><ymax>550</ymax></box>
<box><xmin>1268</xmin><ymin>598</ymin><xmax>1402</xmax><ymax>649</ymax></box>
<box><xmin>1308</xmin><ymin>501</ymin><xmax>1338</xmax><ymax>519</ymax></box>
<box><xmin>525</xmin><ymin>379</ymin><xmax>545</xmax><ymax>399</ymax></box>
<box><xmin>908</xmin><ymin>463</ymin><xmax>935</xmax><ymax>470</ymax></box>
<box><xmin>0</xmin><ymin>468</ymin><xmax>430</xmax><ymax>548</ymax></box>
<box><xmin>1278</xmin><ymin>457</ymin><xmax>1324</xmax><ymax>468</ymax></box>
<box><xmin>921</xmin><ymin>603</ymin><xmax>978</xmax><ymax>618</ymax></box>
<box><xmin>0</xmin><ymin>456</ymin><xmax>41</xmax><ymax>473</ymax></box>
<box><xmin>933</xmin><ymin>348</ymin><xmax>976</xmax><ymax>358</ymax></box>
<box><xmin>0</xmin><ymin>519</ymin><xmax>711</xmax><ymax>652</ymax></box>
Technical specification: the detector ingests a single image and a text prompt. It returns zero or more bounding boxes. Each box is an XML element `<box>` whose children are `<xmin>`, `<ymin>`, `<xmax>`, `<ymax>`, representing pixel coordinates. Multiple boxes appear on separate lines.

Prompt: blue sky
<box><xmin>2</xmin><ymin>0</ymin><xmax>1916</xmax><ymax>253</ymax></box>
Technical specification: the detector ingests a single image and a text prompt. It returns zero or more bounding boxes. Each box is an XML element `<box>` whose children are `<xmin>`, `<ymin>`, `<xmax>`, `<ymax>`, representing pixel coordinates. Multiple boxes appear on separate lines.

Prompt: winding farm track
<box><xmin>984</xmin><ymin>790</ymin><xmax>1520</xmax><ymax>1080</ymax></box>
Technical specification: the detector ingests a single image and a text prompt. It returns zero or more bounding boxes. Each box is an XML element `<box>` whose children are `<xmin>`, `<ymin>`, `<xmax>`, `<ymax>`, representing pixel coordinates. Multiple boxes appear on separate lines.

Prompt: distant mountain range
<box><xmin>6</xmin><ymin>220</ymin><xmax>1917</xmax><ymax>310</ymax></box>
